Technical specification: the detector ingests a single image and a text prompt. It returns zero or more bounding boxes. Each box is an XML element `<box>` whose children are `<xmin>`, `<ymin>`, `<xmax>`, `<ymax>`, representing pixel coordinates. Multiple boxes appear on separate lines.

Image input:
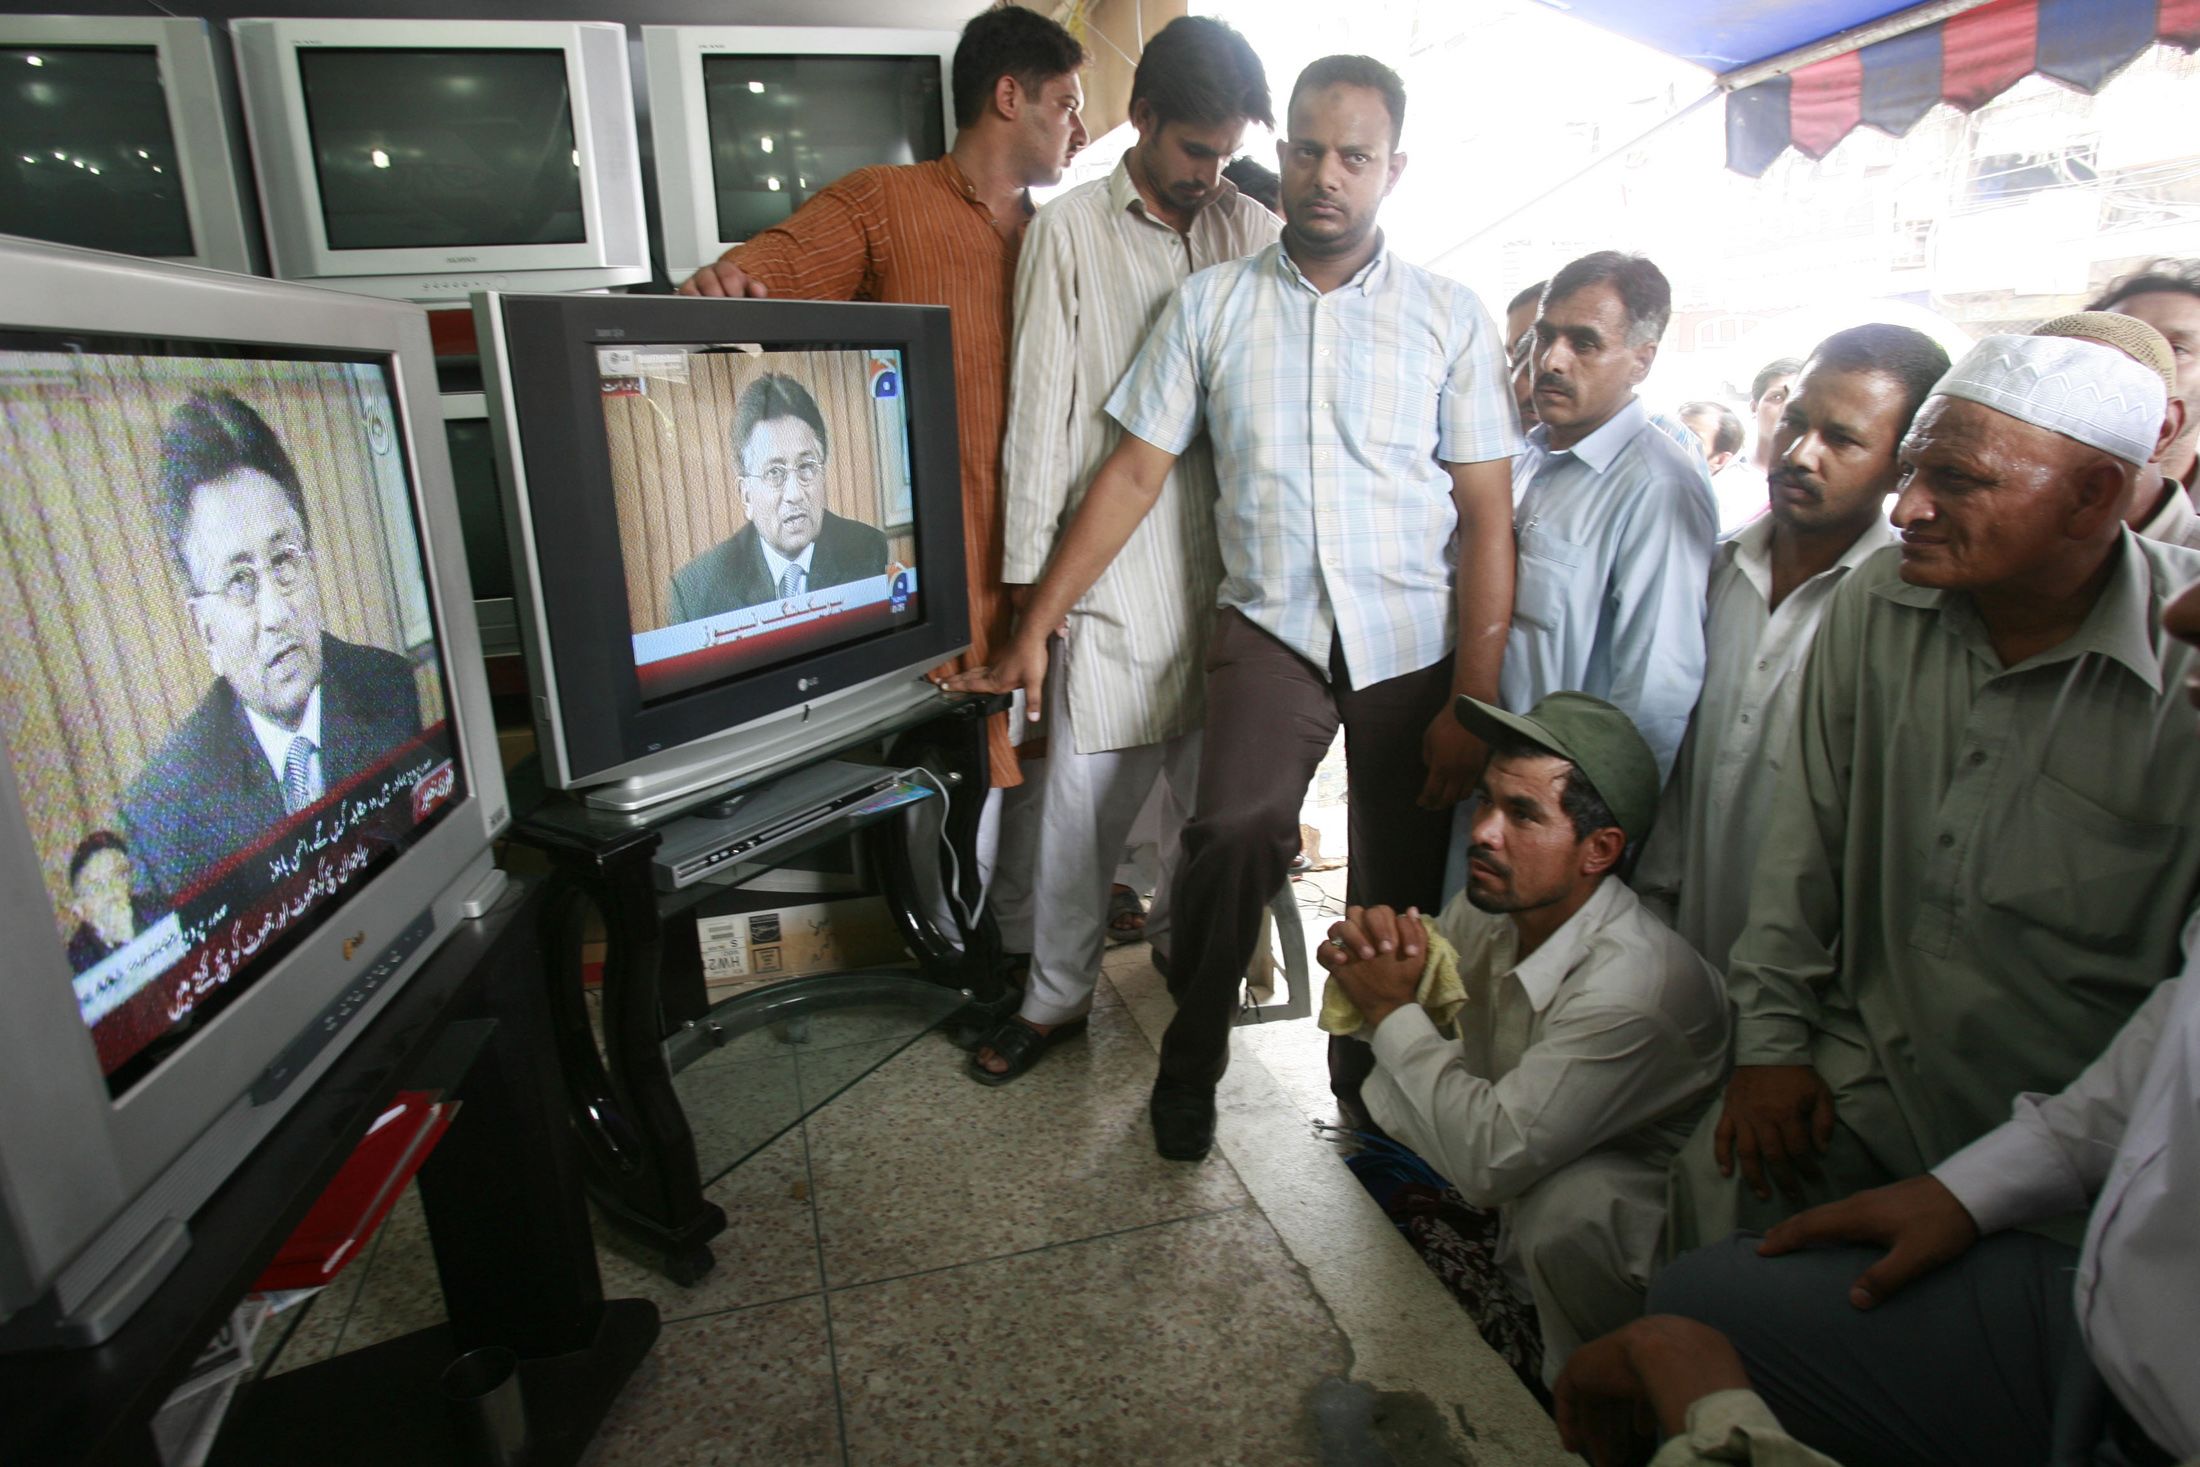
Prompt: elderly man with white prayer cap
<box><xmin>1665</xmin><ymin>327</ymin><xmax>2200</xmax><ymax>1276</ymax></box>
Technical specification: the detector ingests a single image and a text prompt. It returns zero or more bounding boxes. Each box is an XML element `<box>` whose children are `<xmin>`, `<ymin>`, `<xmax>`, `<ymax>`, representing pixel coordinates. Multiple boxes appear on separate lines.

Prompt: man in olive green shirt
<box><xmin>1670</xmin><ymin>327</ymin><xmax>2200</xmax><ymax>1249</ymax></box>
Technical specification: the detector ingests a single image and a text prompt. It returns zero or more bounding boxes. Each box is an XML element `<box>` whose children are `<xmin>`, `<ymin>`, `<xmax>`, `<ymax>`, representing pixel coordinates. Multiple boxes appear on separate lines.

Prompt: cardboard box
<box><xmin>695</xmin><ymin>895</ymin><xmax>905</xmax><ymax>993</ymax></box>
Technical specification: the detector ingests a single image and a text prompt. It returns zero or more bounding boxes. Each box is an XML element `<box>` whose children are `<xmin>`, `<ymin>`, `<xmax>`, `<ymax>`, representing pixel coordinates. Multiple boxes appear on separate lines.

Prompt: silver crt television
<box><xmin>231</xmin><ymin>18</ymin><xmax>648</xmax><ymax>303</ymax></box>
<box><xmin>0</xmin><ymin>15</ymin><xmax>261</xmax><ymax>275</ymax></box>
<box><xmin>641</xmin><ymin>25</ymin><xmax>956</xmax><ymax>285</ymax></box>
<box><xmin>0</xmin><ymin>234</ymin><xmax>509</xmax><ymax>1347</ymax></box>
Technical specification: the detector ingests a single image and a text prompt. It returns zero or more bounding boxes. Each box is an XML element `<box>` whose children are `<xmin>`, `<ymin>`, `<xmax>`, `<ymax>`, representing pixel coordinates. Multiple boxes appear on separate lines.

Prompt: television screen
<box><xmin>598</xmin><ymin>343</ymin><xmax>921</xmax><ymax>703</ymax></box>
<box><xmin>0</xmin><ymin>45</ymin><xmax>194</xmax><ymax>258</ymax></box>
<box><xmin>0</xmin><ymin>337</ymin><xmax>466</xmax><ymax>1096</ymax></box>
<box><xmin>297</xmin><ymin>47</ymin><xmax>585</xmax><ymax>251</ymax></box>
<box><xmin>700</xmin><ymin>54</ymin><xmax>945</xmax><ymax>241</ymax></box>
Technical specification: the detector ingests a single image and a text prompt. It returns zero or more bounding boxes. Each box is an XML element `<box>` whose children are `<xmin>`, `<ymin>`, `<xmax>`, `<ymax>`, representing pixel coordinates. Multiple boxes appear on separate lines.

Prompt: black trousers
<box><xmin>1157</xmin><ymin>611</ymin><xmax>1452</xmax><ymax>1091</ymax></box>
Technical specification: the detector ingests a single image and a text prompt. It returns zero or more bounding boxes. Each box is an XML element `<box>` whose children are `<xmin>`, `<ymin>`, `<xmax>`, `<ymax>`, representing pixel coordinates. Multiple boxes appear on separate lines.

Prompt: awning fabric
<box><xmin>1726</xmin><ymin>0</ymin><xmax>2200</xmax><ymax>174</ymax></box>
<box><xmin>1542</xmin><ymin>0</ymin><xmax>2200</xmax><ymax>176</ymax></box>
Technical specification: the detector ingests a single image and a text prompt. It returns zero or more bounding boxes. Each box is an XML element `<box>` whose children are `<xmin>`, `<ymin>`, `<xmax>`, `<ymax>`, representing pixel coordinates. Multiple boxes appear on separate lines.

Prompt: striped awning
<box><xmin>1541</xmin><ymin>0</ymin><xmax>2200</xmax><ymax>175</ymax></box>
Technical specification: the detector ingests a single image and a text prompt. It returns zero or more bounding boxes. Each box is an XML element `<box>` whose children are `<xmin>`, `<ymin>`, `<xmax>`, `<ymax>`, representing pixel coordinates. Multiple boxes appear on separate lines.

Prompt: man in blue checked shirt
<box><xmin>1441</xmin><ymin>252</ymin><xmax>1719</xmax><ymax>903</ymax></box>
<box><xmin>948</xmin><ymin>54</ymin><xmax>1519</xmax><ymax>1162</ymax></box>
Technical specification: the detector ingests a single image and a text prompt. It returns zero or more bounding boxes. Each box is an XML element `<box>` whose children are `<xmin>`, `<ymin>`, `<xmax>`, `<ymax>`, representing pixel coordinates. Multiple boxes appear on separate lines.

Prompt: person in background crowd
<box><xmin>1678</xmin><ymin>399</ymin><xmax>1745</xmax><ymax>477</ymax></box>
<box><xmin>1220</xmin><ymin>154</ymin><xmax>1281</xmax><ymax>216</ymax></box>
<box><xmin>2090</xmin><ymin>260</ymin><xmax>2200</xmax><ymax>493</ymax></box>
<box><xmin>1667</xmin><ymin>330</ymin><xmax>2200</xmax><ymax>1258</ymax></box>
<box><xmin>677</xmin><ymin>6</ymin><xmax>1090</xmax><ymax>955</ymax></box>
<box><xmin>1711</xmin><ymin>357</ymin><xmax>1803</xmax><ymax>532</ymax></box>
<box><xmin>1503</xmin><ymin>280</ymin><xmax>1545</xmax><ymax>360</ymax></box>
<box><xmin>975</xmin><ymin>15</ymin><xmax>1279</xmax><ymax>1084</ymax></box>
<box><xmin>1320</xmin><ymin>693</ymin><xmax>1724</xmax><ymax>1383</ymax></box>
<box><xmin>1636</xmin><ymin>326</ymin><xmax>1949</xmax><ymax>974</ymax></box>
<box><xmin>949</xmin><ymin>55</ymin><xmax>1518</xmax><ymax>1160</ymax></box>
<box><xmin>2039</xmin><ymin>308</ymin><xmax>2200</xmax><ymax>551</ymax></box>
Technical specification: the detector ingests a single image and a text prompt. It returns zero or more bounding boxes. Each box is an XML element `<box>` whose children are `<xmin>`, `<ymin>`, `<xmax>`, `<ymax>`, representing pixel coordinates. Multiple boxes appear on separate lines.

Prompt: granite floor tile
<box><xmin>594</xmin><ymin>1127</ymin><xmax>823</xmax><ymax>1323</ymax></box>
<box><xmin>577</xmin><ymin>1294</ymin><xmax>842</xmax><ymax>1467</ymax></box>
<box><xmin>831</xmin><ymin>1206</ymin><xmax>1346</xmax><ymax>1467</ymax></box>
<box><xmin>804</xmin><ymin>1003</ymin><xmax>1250</xmax><ymax>1289</ymax></box>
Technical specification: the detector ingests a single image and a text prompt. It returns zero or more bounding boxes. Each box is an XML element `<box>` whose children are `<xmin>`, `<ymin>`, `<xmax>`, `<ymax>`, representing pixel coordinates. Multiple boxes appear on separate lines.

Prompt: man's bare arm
<box><xmin>1419</xmin><ymin>456</ymin><xmax>1515</xmax><ymax>807</ymax></box>
<box><xmin>940</xmin><ymin>431</ymin><xmax>1180</xmax><ymax>717</ymax></box>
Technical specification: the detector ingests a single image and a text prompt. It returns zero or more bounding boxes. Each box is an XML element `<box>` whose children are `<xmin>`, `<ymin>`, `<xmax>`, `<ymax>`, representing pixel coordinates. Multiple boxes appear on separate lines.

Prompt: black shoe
<box><xmin>1149</xmin><ymin>1078</ymin><xmax>1216</xmax><ymax>1161</ymax></box>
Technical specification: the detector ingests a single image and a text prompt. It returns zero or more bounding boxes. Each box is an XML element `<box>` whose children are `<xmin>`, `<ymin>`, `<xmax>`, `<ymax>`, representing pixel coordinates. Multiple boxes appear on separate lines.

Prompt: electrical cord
<box><xmin>905</xmin><ymin>766</ymin><xmax>984</xmax><ymax>933</ymax></box>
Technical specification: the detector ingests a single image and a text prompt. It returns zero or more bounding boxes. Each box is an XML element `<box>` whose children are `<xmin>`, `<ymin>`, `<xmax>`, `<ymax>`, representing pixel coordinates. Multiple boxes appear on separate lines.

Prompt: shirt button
<box><xmin>1968</xmin><ymin>750</ymin><xmax>1986</xmax><ymax>765</ymax></box>
<box><xmin>1739</xmin><ymin>713</ymin><xmax>1751</xmax><ymax>724</ymax></box>
<box><xmin>1938</xmin><ymin>833</ymin><xmax>1955</xmax><ymax>848</ymax></box>
<box><xmin>1318</xmin><ymin>401</ymin><xmax>1331</xmax><ymax>410</ymax></box>
<box><xmin>1320</xmin><ymin>346</ymin><xmax>1332</xmax><ymax>357</ymax></box>
<box><xmin>1756</xmin><ymin>660</ymin><xmax>1769</xmax><ymax>671</ymax></box>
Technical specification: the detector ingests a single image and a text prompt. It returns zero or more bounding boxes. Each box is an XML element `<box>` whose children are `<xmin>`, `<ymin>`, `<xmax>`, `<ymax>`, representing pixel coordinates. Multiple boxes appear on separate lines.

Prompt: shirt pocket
<box><xmin>1513</xmin><ymin>525</ymin><xmax>1587</xmax><ymax>634</ymax></box>
<box><xmin>1978</xmin><ymin>771</ymin><xmax>2180</xmax><ymax>954</ymax></box>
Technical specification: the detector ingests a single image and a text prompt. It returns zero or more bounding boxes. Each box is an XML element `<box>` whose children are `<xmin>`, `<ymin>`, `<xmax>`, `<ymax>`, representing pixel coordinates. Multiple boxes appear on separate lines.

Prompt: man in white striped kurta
<box><xmin>972</xmin><ymin>17</ymin><xmax>1280</xmax><ymax>1080</ymax></box>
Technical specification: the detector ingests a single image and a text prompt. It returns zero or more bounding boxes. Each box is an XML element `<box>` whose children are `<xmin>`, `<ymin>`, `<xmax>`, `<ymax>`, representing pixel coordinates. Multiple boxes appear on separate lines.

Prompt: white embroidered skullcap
<box><xmin>1930</xmin><ymin>333</ymin><xmax>2166</xmax><ymax>467</ymax></box>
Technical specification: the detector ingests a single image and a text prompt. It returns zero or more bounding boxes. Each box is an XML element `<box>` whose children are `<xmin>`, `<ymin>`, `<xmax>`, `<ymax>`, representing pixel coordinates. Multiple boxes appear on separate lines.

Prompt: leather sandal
<box><xmin>967</xmin><ymin>1016</ymin><xmax>1088</xmax><ymax>1087</ymax></box>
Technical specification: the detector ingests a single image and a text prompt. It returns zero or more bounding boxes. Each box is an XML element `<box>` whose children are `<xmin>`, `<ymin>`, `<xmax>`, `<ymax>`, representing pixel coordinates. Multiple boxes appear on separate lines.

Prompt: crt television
<box><xmin>0</xmin><ymin>15</ymin><xmax>260</xmax><ymax>275</ymax></box>
<box><xmin>476</xmin><ymin>290</ymin><xmax>969</xmax><ymax>812</ymax></box>
<box><xmin>231</xmin><ymin>18</ymin><xmax>648</xmax><ymax>303</ymax></box>
<box><xmin>0</xmin><ymin>233</ymin><xmax>509</xmax><ymax>1346</ymax></box>
<box><xmin>641</xmin><ymin>26</ymin><xmax>955</xmax><ymax>285</ymax></box>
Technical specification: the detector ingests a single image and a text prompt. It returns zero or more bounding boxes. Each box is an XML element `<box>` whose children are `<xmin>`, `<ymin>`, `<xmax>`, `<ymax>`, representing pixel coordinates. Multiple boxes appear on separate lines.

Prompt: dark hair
<box><xmin>1680</xmin><ymin>400</ymin><xmax>1745</xmax><ymax>458</ymax></box>
<box><xmin>1485</xmin><ymin>729</ymin><xmax>1620</xmax><ymax>842</ymax></box>
<box><xmin>2088</xmin><ymin>258</ymin><xmax>2200</xmax><ymax>312</ymax></box>
<box><xmin>155</xmin><ymin>392</ymin><xmax>309</xmax><ymax>578</ymax></box>
<box><xmin>1750</xmin><ymin>356</ymin><xmax>1804</xmax><ymax>405</ymax></box>
<box><xmin>951</xmin><ymin>5</ymin><xmax>1086</xmax><ymax>129</ymax></box>
<box><xmin>1222</xmin><ymin>155</ymin><xmax>1280</xmax><ymax>212</ymax></box>
<box><xmin>1507</xmin><ymin>280</ymin><xmax>1547</xmax><ymax>316</ymax></box>
<box><xmin>1132</xmin><ymin>16</ymin><xmax>1272</xmax><ymax>131</ymax></box>
<box><xmin>734</xmin><ymin>373</ymin><xmax>828</xmax><ymax>464</ymax></box>
<box><xmin>1546</xmin><ymin>251</ymin><xmax>1672</xmax><ymax>348</ymax></box>
<box><xmin>1288</xmin><ymin>55</ymin><xmax>1405</xmax><ymax>148</ymax></box>
<box><xmin>68</xmin><ymin>830</ymin><xmax>128</xmax><ymax>884</ymax></box>
<box><xmin>1804</xmin><ymin>324</ymin><xmax>1951</xmax><ymax>425</ymax></box>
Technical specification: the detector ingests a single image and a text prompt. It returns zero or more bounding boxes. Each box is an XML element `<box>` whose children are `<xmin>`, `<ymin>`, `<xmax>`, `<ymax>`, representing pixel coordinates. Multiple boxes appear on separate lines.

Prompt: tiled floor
<box><xmin>252</xmin><ymin>878</ymin><xmax>1571</xmax><ymax>1465</ymax></box>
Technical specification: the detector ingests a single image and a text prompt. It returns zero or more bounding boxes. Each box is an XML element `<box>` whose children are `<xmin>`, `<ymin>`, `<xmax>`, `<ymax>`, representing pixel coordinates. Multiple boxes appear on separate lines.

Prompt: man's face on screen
<box><xmin>181</xmin><ymin>468</ymin><xmax>325</xmax><ymax>730</ymax></box>
<box><xmin>738</xmin><ymin>415</ymin><xmax>828</xmax><ymax>560</ymax></box>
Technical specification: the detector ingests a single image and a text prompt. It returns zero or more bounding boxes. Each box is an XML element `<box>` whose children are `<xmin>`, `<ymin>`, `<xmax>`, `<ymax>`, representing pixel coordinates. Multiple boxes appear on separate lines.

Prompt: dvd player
<box><xmin>652</xmin><ymin>760</ymin><xmax>916</xmax><ymax>891</ymax></box>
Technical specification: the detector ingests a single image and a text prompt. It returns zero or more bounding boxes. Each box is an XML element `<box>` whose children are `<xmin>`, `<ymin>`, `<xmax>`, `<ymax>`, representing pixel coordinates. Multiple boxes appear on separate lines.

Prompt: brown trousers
<box><xmin>1158</xmin><ymin>610</ymin><xmax>1454</xmax><ymax>1093</ymax></box>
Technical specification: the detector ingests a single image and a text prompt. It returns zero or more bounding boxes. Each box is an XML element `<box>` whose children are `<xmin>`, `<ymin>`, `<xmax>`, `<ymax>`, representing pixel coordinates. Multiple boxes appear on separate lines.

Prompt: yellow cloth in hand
<box><xmin>1317</xmin><ymin>928</ymin><xmax>1468</xmax><ymax>1039</ymax></box>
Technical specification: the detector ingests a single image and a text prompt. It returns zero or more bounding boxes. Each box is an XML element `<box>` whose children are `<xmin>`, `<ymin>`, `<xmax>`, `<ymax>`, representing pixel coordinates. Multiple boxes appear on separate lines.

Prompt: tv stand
<box><xmin>506</xmin><ymin>691</ymin><xmax>1009</xmax><ymax>1284</ymax></box>
<box><xmin>0</xmin><ymin>876</ymin><xmax>657</xmax><ymax>1467</ymax></box>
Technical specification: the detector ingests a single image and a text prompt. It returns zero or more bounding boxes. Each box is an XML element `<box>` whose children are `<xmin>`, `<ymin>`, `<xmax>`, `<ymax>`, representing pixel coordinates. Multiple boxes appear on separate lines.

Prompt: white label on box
<box><xmin>696</xmin><ymin>912</ymin><xmax>748</xmax><ymax>980</ymax></box>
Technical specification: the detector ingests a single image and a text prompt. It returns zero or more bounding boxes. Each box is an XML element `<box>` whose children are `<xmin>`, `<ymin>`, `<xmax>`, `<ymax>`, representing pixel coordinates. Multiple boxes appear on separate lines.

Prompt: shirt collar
<box><xmin>1871</xmin><ymin>529</ymin><xmax>2167</xmax><ymax>692</ymax></box>
<box><xmin>1527</xmin><ymin>396</ymin><xmax>1647</xmax><ymax>474</ymax></box>
<box><xmin>243</xmin><ymin>683</ymin><xmax>323</xmax><ymax>780</ymax></box>
<box><xmin>758</xmin><ymin>534</ymin><xmax>817</xmax><ymax>586</ymax></box>
<box><xmin>939</xmin><ymin>154</ymin><xmax>1032</xmax><ymax>220</ymax></box>
<box><xmin>1273</xmin><ymin>232</ymin><xmax>1391</xmax><ymax>297</ymax></box>
<box><xmin>1724</xmin><ymin>510</ymin><xmax>1894</xmax><ymax>602</ymax></box>
<box><xmin>1505</xmin><ymin>877</ymin><xmax>1628</xmax><ymax>1014</ymax></box>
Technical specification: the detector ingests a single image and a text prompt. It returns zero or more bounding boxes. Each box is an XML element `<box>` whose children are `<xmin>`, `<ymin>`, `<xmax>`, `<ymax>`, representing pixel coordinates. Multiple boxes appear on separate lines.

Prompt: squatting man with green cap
<box><xmin>1315</xmin><ymin>691</ymin><xmax>1727</xmax><ymax>1384</ymax></box>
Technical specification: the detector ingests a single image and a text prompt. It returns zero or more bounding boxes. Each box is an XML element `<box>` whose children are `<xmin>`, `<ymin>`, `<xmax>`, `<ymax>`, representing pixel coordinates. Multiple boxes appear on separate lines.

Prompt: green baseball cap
<box><xmin>1452</xmin><ymin>690</ymin><xmax>1661</xmax><ymax>842</ymax></box>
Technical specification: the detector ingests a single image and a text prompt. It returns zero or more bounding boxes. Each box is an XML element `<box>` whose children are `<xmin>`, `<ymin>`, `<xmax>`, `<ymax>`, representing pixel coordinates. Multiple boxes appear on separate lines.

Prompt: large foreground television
<box><xmin>231</xmin><ymin>18</ymin><xmax>648</xmax><ymax>303</ymax></box>
<box><xmin>0</xmin><ymin>234</ymin><xmax>509</xmax><ymax>1346</ymax></box>
<box><xmin>0</xmin><ymin>15</ymin><xmax>260</xmax><ymax>274</ymax></box>
<box><xmin>475</xmin><ymin>290</ymin><xmax>969</xmax><ymax>812</ymax></box>
<box><xmin>641</xmin><ymin>25</ymin><xmax>955</xmax><ymax>285</ymax></box>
